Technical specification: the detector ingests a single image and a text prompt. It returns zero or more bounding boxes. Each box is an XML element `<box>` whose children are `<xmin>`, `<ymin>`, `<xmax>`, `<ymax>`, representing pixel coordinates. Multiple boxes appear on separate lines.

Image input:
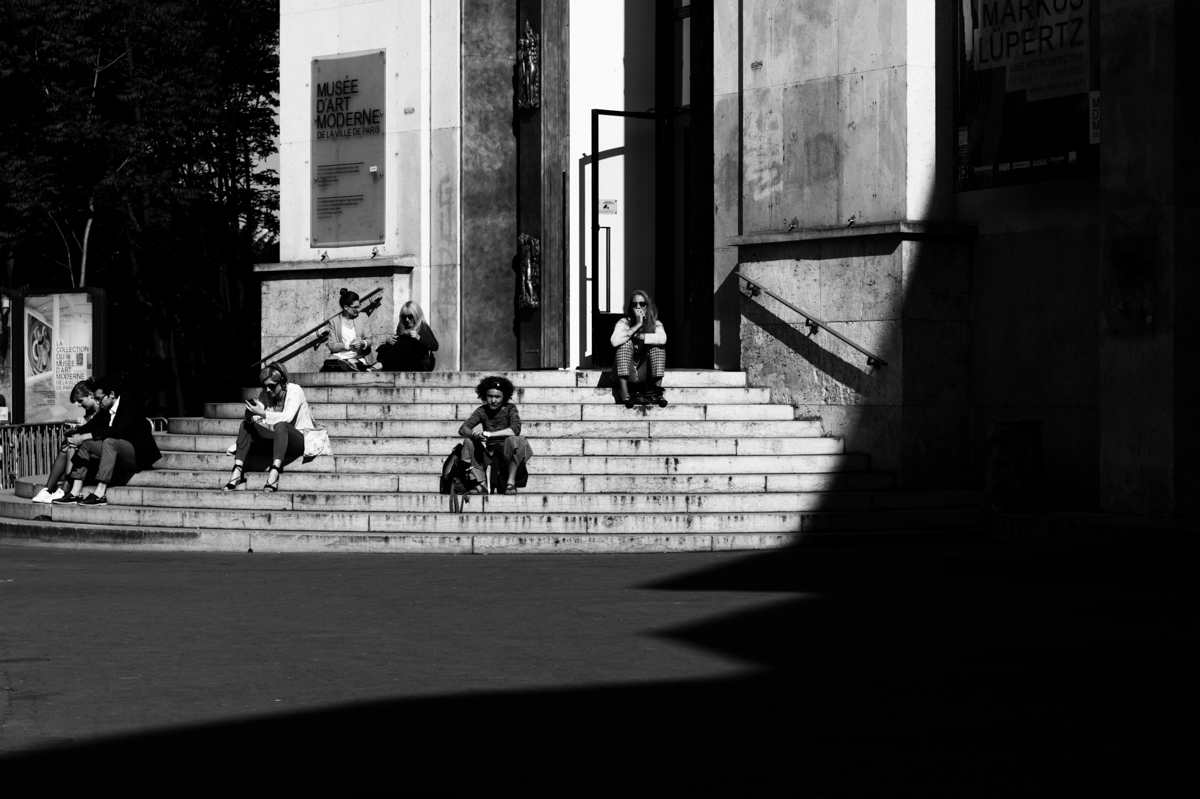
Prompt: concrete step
<box><xmin>16</xmin><ymin>470</ymin><xmax>896</xmax><ymax>496</ymax></box>
<box><xmin>169</xmin><ymin>417</ymin><xmax>823</xmax><ymax>439</ymax></box>
<box><xmin>0</xmin><ymin>513</ymin><xmax>986</xmax><ymax>554</ymax></box>
<box><xmin>153</xmin><ymin>433</ymin><xmax>845</xmax><ymax>457</ymax></box>
<box><xmin>100</xmin><ymin>487</ymin><xmax>981</xmax><ymax>514</ymax></box>
<box><xmin>236</xmin><ymin>386</ymin><xmax>770</xmax><ymax>405</ymax></box>
<box><xmin>3</xmin><ymin>493</ymin><xmax>983</xmax><ymax>535</ymax></box>
<box><xmin>153</xmin><ymin>451</ymin><xmax>871</xmax><ymax>475</ymax></box>
<box><xmin>203</xmin><ymin>402</ymin><xmax>796</xmax><ymax>422</ymax></box>
<box><xmin>285</xmin><ymin>370</ymin><xmax>748</xmax><ymax>388</ymax></box>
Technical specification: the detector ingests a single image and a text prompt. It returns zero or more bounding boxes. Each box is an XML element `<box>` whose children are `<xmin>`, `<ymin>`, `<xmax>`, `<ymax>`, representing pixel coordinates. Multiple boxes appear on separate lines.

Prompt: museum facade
<box><xmin>262</xmin><ymin>0</ymin><xmax>1196</xmax><ymax>518</ymax></box>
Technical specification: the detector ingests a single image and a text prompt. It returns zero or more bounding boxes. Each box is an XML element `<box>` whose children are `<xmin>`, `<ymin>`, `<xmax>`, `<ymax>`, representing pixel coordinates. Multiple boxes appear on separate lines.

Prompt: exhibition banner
<box><xmin>955</xmin><ymin>0</ymin><xmax>1099</xmax><ymax>191</ymax></box>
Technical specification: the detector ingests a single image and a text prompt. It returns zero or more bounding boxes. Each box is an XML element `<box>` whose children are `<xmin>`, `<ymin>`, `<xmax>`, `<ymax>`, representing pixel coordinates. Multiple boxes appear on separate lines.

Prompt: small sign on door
<box><xmin>599</xmin><ymin>199</ymin><xmax>618</xmax><ymax>214</ymax></box>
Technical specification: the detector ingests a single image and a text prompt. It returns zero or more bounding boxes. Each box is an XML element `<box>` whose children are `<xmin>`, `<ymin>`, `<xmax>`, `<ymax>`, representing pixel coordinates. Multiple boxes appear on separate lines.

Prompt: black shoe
<box><xmin>656</xmin><ymin>395</ymin><xmax>669</xmax><ymax>407</ymax></box>
<box><xmin>78</xmin><ymin>494</ymin><xmax>108</xmax><ymax>506</ymax></box>
<box><xmin>51</xmin><ymin>492</ymin><xmax>81</xmax><ymax>505</ymax></box>
<box><xmin>622</xmin><ymin>397</ymin><xmax>635</xmax><ymax>409</ymax></box>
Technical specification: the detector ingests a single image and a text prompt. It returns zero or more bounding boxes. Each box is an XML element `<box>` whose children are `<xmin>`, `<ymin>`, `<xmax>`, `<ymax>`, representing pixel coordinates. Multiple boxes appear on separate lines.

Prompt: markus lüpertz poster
<box><xmin>23</xmin><ymin>292</ymin><xmax>94</xmax><ymax>424</ymax></box>
<box><xmin>955</xmin><ymin>0</ymin><xmax>1099</xmax><ymax>191</ymax></box>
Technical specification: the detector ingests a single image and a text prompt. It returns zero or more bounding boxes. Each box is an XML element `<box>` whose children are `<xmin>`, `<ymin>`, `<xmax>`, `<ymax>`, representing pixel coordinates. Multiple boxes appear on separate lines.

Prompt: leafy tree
<box><xmin>0</xmin><ymin>0</ymin><xmax>278</xmax><ymax>414</ymax></box>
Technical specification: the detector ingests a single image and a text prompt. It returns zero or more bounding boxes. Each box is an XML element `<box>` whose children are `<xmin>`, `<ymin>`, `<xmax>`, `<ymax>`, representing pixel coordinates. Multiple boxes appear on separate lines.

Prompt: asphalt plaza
<box><xmin>0</xmin><ymin>534</ymin><xmax>1194</xmax><ymax>795</ymax></box>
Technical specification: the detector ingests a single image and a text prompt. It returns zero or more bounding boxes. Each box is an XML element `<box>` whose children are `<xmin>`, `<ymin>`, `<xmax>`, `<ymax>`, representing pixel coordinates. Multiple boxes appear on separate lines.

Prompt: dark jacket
<box><xmin>91</xmin><ymin>395</ymin><xmax>162</xmax><ymax>470</ymax></box>
<box><xmin>74</xmin><ymin>408</ymin><xmax>111</xmax><ymax>437</ymax></box>
<box><xmin>378</xmin><ymin>322</ymin><xmax>439</xmax><ymax>371</ymax></box>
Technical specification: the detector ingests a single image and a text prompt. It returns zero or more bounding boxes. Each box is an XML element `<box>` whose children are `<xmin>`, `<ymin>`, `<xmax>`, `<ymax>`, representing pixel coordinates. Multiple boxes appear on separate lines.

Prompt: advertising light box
<box><xmin>19</xmin><ymin>290</ymin><xmax>106</xmax><ymax>424</ymax></box>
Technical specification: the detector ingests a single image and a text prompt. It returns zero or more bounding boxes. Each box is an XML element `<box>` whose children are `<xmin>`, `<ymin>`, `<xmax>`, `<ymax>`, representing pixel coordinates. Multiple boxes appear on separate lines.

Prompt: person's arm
<box><xmin>639</xmin><ymin>321</ymin><xmax>667</xmax><ymax>346</ymax></box>
<box><xmin>458</xmin><ymin>406</ymin><xmax>485</xmax><ymax>438</ymax></box>
<box><xmin>264</xmin><ymin>385</ymin><xmax>304</xmax><ymax>426</ymax></box>
<box><xmin>325</xmin><ymin>320</ymin><xmax>350</xmax><ymax>354</ymax></box>
<box><xmin>418</xmin><ymin>323</ymin><xmax>439</xmax><ymax>352</ymax></box>
<box><xmin>610</xmin><ymin>318</ymin><xmax>638</xmax><ymax>347</ymax></box>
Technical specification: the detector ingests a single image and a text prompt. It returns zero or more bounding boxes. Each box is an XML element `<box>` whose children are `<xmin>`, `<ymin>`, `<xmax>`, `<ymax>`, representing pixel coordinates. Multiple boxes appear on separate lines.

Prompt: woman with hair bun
<box><xmin>375</xmin><ymin>300</ymin><xmax>438</xmax><ymax>371</ymax></box>
<box><xmin>457</xmin><ymin>375</ymin><xmax>533</xmax><ymax>495</ymax></box>
<box><xmin>30</xmin><ymin>379</ymin><xmax>101</xmax><ymax>503</ymax></box>
<box><xmin>223</xmin><ymin>362</ymin><xmax>315</xmax><ymax>493</ymax></box>
<box><xmin>321</xmin><ymin>287</ymin><xmax>376</xmax><ymax>372</ymax></box>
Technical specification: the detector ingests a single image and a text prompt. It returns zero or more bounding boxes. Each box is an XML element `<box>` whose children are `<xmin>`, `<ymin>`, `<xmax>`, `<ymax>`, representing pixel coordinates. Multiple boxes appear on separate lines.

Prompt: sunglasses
<box><xmin>262</xmin><ymin>382</ymin><xmax>280</xmax><ymax>390</ymax></box>
<box><xmin>633</xmin><ymin>301</ymin><xmax>647</xmax><ymax>307</ymax></box>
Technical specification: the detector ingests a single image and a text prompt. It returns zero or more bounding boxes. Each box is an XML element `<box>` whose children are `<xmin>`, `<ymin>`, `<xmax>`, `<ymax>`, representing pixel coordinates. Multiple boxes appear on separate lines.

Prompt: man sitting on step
<box><xmin>55</xmin><ymin>378</ymin><xmax>162</xmax><ymax>507</ymax></box>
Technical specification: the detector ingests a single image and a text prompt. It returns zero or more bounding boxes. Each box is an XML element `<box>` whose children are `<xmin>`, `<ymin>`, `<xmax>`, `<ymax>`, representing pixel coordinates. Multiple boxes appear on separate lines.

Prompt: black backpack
<box><xmin>439</xmin><ymin>444</ymin><xmax>475</xmax><ymax>495</ymax></box>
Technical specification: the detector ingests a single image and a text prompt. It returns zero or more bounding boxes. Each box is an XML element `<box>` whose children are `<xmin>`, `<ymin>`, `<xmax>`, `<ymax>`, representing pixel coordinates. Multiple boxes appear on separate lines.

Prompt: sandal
<box><xmin>504</xmin><ymin>483</ymin><xmax>518</xmax><ymax>495</ymax></box>
<box><xmin>262</xmin><ymin>466</ymin><xmax>281</xmax><ymax>493</ymax></box>
<box><xmin>222</xmin><ymin>465</ymin><xmax>246</xmax><ymax>491</ymax></box>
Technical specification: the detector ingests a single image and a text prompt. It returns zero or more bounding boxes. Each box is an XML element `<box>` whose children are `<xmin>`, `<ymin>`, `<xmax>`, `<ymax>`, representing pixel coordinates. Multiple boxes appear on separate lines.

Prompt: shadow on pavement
<box><xmin>2</xmin><ymin>534</ymin><xmax>1195</xmax><ymax>796</ymax></box>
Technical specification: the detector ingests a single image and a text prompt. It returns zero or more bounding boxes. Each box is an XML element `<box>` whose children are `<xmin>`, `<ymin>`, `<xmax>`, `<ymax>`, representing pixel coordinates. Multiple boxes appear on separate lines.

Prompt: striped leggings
<box><xmin>614</xmin><ymin>341</ymin><xmax>665</xmax><ymax>382</ymax></box>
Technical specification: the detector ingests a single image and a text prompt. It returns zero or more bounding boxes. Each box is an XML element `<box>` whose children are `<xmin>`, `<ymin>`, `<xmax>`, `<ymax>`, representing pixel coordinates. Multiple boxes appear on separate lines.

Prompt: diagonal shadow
<box><xmin>1</xmin><ymin>534</ymin><xmax>1193</xmax><ymax>796</ymax></box>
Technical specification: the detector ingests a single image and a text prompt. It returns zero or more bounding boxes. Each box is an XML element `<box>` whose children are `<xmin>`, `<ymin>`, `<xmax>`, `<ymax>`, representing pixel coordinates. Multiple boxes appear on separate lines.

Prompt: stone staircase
<box><xmin>0</xmin><ymin>370</ymin><xmax>984</xmax><ymax>553</ymax></box>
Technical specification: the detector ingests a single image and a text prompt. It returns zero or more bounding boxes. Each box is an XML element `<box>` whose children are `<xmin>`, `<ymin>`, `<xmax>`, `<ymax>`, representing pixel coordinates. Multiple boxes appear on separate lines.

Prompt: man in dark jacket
<box><xmin>60</xmin><ymin>378</ymin><xmax>162</xmax><ymax>507</ymax></box>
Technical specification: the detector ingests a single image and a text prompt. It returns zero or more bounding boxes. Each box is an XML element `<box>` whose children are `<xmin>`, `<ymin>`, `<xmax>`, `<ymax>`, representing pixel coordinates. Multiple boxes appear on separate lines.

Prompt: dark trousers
<box><xmin>235</xmin><ymin>419</ymin><xmax>304</xmax><ymax>465</ymax></box>
<box><xmin>69</xmin><ymin>438</ymin><xmax>137</xmax><ymax>484</ymax></box>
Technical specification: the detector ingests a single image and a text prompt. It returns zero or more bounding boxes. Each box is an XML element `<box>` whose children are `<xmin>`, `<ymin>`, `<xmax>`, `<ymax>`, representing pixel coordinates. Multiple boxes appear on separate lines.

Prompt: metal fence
<box><xmin>0</xmin><ymin>423</ymin><xmax>70</xmax><ymax>490</ymax></box>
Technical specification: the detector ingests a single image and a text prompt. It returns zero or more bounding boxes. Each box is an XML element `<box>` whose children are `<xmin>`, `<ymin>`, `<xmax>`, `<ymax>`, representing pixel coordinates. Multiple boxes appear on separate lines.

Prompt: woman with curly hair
<box><xmin>457</xmin><ymin>375</ymin><xmax>534</xmax><ymax>495</ymax></box>
<box><xmin>610</xmin><ymin>288</ymin><xmax>668</xmax><ymax>407</ymax></box>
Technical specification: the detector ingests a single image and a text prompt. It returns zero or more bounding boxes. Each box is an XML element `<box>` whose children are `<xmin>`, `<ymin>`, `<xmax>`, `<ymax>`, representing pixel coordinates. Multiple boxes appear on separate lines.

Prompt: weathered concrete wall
<box><xmin>256</xmin><ymin>260</ymin><xmax>415</xmax><ymax>374</ymax></box>
<box><xmin>725</xmin><ymin>0</ymin><xmax>968</xmax><ymax>489</ymax></box>
<box><xmin>738</xmin><ymin>227</ymin><xmax>972</xmax><ymax>489</ymax></box>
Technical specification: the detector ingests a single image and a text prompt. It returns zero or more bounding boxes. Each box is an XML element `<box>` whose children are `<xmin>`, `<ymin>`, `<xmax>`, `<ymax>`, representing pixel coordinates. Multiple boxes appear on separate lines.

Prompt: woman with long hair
<box><xmin>31</xmin><ymin>379</ymin><xmax>101</xmax><ymax>503</ymax></box>
<box><xmin>375</xmin><ymin>300</ymin><xmax>439</xmax><ymax>371</ymax></box>
<box><xmin>223</xmin><ymin>362</ymin><xmax>316</xmax><ymax>493</ymax></box>
<box><xmin>321</xmin><ymin>288</ymin><xmax>376</xmax><ymax>371</ymax></box>
<box><xmin>457</xmin><ymin>375</ymin><xmax>534</xmax><ymax>495</ymax></box>
<box><xmin>610</xmin><ymin>289</ymin><xmax>668</xmax><ymax>408</ymax></box>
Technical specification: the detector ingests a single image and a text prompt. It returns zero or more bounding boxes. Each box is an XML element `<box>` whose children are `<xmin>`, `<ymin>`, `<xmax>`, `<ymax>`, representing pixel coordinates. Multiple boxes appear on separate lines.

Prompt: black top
<box><xmin>380</xmin><ymin>322</ymin><xmax>438</xmax><ymax>371</ymax></box>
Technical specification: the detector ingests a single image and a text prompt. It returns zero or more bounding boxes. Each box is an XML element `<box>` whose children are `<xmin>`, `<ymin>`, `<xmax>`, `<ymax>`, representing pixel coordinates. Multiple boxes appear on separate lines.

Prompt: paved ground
<box><xmin>0</xmin><ymin>533</ymin><xmax>1195</xmax><ymax>795</ymax></box>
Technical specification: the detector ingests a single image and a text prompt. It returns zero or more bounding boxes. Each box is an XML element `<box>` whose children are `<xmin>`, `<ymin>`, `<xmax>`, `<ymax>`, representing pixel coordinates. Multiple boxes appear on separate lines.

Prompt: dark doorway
<box><xmin>588</xmin><ymin>0</ymin><xmax>714</xmax><ymax>369</ymax></box>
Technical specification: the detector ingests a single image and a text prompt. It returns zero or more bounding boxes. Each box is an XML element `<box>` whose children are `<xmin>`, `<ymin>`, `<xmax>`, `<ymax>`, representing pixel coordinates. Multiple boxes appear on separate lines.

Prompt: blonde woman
<box><xmin>375</xmin><ymin>300</ymin><xmax>439</xmax><ymax>371</ymax></box>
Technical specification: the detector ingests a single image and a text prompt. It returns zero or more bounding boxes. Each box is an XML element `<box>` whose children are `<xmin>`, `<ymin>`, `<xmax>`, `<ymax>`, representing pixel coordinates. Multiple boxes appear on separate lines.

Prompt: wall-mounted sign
<box><xmin>310</xmin><ymin>50</ymin><xmax>386</xmax><ymax>248</ymax></box>
<box><xmin>20</xmin><ymin>290</ymin><xmax>105</xmax><ymax>424</ymax></box>
<box><xmin>599</xmin><ymin>199</ymin><xmax>618</xmax><ymax>214</ymax></box>
<box><xmin>954</xmin><ymin>0</ymin><xmax>1098</xmax><ymax>192</ymax></box>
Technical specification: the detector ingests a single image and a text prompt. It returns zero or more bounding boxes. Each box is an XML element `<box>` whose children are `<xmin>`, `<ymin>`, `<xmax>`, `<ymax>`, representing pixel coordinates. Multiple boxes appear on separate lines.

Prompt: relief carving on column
<box><xmin>516</xmin><ymin>22</ymin><xmax>540</xmax><ymax>110</ymax></box>
<box><xmin>516</xmin><ymin>233</ymin><xmax>541</xmax><ymax>309</ymax></box>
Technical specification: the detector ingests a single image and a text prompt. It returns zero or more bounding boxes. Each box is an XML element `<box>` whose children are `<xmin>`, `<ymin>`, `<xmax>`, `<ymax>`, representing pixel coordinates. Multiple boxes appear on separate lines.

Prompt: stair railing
<box><xmin>0</xmin><ymin>422</ymin><xmax>70</xmax><ymax>489</ymax></box>
<box><xmin>250</xmin><ymin>287</ymin><xmax>384</xmax><ymax>370</ymax></box>
<box><xmin>738</xmin><ymin>272</ymin><xmax>888</xmax><ymax>368</ymax></box>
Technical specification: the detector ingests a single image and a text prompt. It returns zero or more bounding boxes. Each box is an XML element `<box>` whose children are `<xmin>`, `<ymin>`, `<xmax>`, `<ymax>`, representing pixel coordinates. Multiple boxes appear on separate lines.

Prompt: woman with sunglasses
<box><xmin>223</xmin><ymin>362</ymin><xmax>315</xmax><ymax>492</ymax></box>
<box><xmin>610</xmin><ymin>289</ymin><xmax>668</xmax><ymax>408</ymax></box>
<box><xmin>320</xmin><ymin>287</ymin><xmax>377</xmax><ymax>372</ymax></box>
<box><xmin>30</xmin><ymin>379</ymin><xmax>101</xmax><ymax>503</ymax></box>
<box><xmin>374</xmin><ymin>300</ymin><xmax>439</xmax><ymax>371</ymax></box>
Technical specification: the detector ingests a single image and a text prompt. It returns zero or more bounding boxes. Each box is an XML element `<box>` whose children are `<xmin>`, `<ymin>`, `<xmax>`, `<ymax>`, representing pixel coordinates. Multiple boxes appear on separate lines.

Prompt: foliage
<box><xmin>0</xmin><ymin>0</ymin><xmax>279</xmax><ymax>414</ymax></box>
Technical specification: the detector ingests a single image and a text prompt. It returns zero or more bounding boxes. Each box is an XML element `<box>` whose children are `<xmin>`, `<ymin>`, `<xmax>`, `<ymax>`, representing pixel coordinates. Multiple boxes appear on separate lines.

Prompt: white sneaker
<box><xmin>32</xmin><ymin>487</ymin><xmax>63</xmax><ymax>504</ymax></box>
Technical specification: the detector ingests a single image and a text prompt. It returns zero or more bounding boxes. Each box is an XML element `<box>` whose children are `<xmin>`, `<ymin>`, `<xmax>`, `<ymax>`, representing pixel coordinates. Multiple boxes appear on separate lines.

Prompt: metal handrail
<box><xmin>738</xmin><ymin>272</ymin><xmax>888</xmax><ymax>367</ymax></box>
<box><xmin>250</xmin><ymin>287</ymin><xmax>384</xmax><ymax>370</ymax></box>
<box><xmin>0</xmin><ymin>422</ymin><xmax>70</xmax><ymax>489</ymax></box>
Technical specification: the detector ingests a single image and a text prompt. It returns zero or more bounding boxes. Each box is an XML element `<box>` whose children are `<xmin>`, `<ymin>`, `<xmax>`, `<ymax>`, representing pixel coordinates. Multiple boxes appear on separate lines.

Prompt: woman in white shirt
<box><xmin>223</xmin><ymin>362</ymin><xmax>315</xmax><ymax>492</ymax></box>
<box><xmin>321</xmin><ymin>288</ymin><xmax>376</xmax><ymax>371</ymax></box>
<box><xmin>610</xmin><ymin>289</ymin><xmax>668</xmax><ymax>408</ymax></box>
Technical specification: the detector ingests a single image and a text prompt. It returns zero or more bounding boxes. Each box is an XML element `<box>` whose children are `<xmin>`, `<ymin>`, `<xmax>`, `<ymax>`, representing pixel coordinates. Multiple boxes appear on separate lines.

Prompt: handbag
<box><xmin>303</xmin><ymin>425</ymin><xmax>332</xmax><ymax>457</ymax></box>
